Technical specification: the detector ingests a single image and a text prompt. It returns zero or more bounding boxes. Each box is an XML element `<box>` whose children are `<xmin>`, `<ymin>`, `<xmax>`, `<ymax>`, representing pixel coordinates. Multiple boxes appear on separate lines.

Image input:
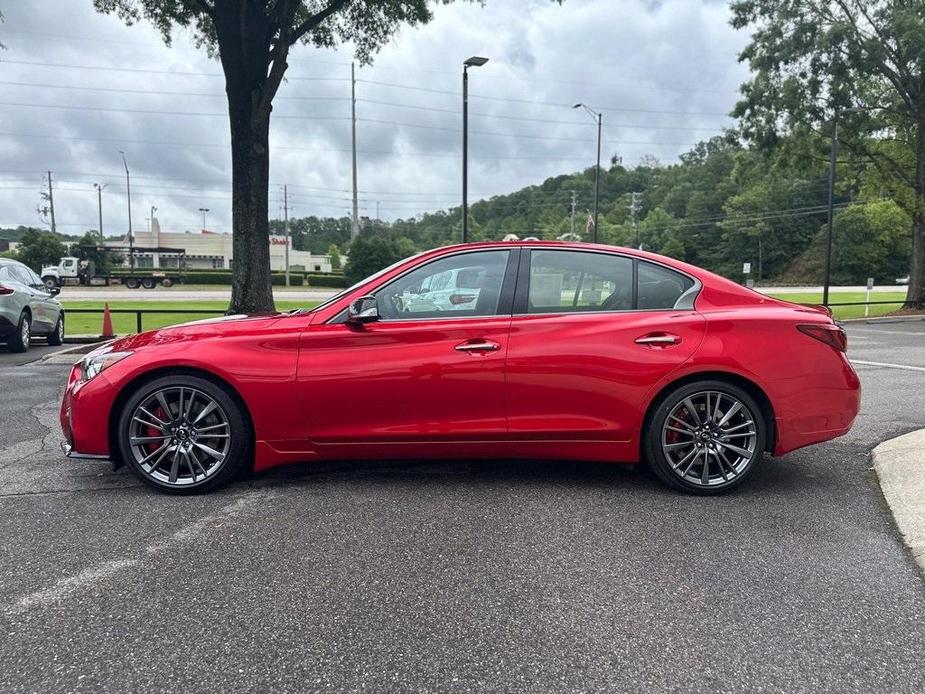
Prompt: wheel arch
<box><xmin>641</xmin><ymin>370</ymin><xmax>777</xmax><ymax>458</ymax></box>
<box><xmin>107</xmin><ymin>365</ymin><xmax>256</xmax><ymax>469</ymax></box>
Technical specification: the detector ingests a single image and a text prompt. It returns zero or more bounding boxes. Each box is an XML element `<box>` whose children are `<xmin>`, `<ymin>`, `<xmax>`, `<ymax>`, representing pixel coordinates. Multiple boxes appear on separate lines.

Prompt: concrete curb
<box><xmin>873</xmin><ymin>429</ymin><xmax>925</xmax><ymax>573</ymax></box>
<box><xmin>39</xmin><ymin>341</ymin><xmax>112</xmax><ymax>365</ymax></box>
<box><xmin>841</xmin><ymin>316</ymin><xmax>925</xmax><ymax>324</ymax></box>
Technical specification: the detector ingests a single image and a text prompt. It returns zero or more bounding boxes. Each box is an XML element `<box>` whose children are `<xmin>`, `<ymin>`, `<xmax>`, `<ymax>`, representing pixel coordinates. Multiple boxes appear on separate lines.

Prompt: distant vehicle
<box><xmin>40</xmin><ymin>245</ymin><xmax>188</xmax><ymax>289</ymax></box>
<box><xmin>0</xmin><ymin>258</ymin><xmax>65</xmax><ymax>352</ymax></box>
<box><xmin>61</xmin><ymin>241</ymin><xmax>860</xmax><ymax>495</ymax></box>
<box><xmin>896</xmin><ymin>276</ymin><xmax>909</xmax><ymax>286</ymax></box>
<box><xmin>401</xmin><ymin>265</ymin><xmax>486</xmax><ymax>313</ymax></box>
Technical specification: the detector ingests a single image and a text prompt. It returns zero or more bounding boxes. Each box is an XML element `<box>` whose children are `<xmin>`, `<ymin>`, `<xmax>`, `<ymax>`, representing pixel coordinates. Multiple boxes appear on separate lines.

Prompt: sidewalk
<box><xmin>873</xmin><ymin>429</ymin><xmax>925</xmax><ymax>573</ymax></box>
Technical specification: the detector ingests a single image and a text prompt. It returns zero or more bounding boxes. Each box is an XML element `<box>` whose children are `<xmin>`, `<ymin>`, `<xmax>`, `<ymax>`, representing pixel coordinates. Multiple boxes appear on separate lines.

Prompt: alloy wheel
<box><xmin>660</xmin><ymin>390</ymin><xmax>758</xmax><ymax>488</ymax></box>
<box><xmin>20</xmin><ymin>318</ymin><xmax>30</xmax><ymax>349</ymax></box>
<box><xmin>127</xmin><ymin>386</ymin><xmax>232</xmax><ymax>487</ymax></box>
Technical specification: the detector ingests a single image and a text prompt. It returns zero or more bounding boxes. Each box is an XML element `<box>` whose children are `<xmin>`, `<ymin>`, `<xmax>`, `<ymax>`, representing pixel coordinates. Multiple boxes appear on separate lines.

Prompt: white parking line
<box><xmin>847</xmin><ymin>327</ymin><xmax>925</xmax><ymax>336</ymax></box>
<box><xmin>851</xmin><ymin>360</ymin><xmax>925</xmax><ymax>373</ymax></box>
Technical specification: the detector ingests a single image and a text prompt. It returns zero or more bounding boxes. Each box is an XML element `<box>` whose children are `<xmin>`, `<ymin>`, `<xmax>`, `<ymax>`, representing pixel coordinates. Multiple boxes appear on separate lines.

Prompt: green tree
<box><xmin>327</xmin><ymin>244</ymin><xmax>342</xmax><ymax>271</ymax></box>
<box><xmin>343</xmin><ymin>234</ymin><xmax>412</xmax><ymax>284</ymax></box>
<box><xmin>94</xmin><ymin>1</ymin><xmax>476</xmax><ymax>315</ymax></box>
<box><xmin>731</xmin><ymin>0</ymin><xmax>925</xmax><ymax>306</ymax></box>
<box><xmin>15</xmin><ymin>229</ymin><xmax>66</xmax><ymax>273</ymax></box>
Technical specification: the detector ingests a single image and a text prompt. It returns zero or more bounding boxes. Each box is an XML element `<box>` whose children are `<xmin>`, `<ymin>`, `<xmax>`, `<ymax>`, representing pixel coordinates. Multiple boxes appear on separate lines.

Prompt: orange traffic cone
<box><xmin>101</xmin><ymin>302</ymin><xmax>115</xmax><ymax>339</ymax></box>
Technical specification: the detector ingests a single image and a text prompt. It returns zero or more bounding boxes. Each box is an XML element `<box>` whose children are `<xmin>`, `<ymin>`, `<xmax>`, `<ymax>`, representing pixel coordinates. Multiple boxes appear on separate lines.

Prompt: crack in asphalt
<box><xmin>3</xmin><ymin>490</ymin><xmax>275</xmax><ymax>616</ymax></box>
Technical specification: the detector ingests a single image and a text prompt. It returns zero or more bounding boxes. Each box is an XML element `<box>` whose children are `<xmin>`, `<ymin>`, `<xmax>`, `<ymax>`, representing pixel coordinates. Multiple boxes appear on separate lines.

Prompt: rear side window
<box><xmin>528</xmin><ymin>250</ymin><xmax>634</xmax><ymax>313</ymax></box>
<box><xmin>637</xmin><ymin>261</ymin><xmax>695</xmax><ymax>310</ymax></box>
<box><xmin>8</xmin><ymin>265</ymin><xmax>33</xmax><ymax>286</ymax></box>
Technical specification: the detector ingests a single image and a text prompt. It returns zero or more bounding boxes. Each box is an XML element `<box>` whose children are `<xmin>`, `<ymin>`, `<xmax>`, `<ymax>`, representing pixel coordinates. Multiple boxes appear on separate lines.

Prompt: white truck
<box><xmin>40</xmin><ymin>245</ymin><xmax>187</xmax><ymax>289</ymax></box>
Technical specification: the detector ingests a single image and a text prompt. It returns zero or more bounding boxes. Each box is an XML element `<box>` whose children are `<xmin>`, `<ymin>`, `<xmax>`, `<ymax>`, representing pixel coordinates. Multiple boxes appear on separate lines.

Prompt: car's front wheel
<box><xmin>47</xmin><ymin>314</ymin><xmax>64</xmax><ymax>346</ymax></box>
<box><xmin>644</xmin><ymin>380</ymin><xmax>766</xmax><ymax>494</ymax></box>
<box><xmin>117</xmin><ymin>374</ymin><xmax>251</xmax><ymax>494</ymax></box>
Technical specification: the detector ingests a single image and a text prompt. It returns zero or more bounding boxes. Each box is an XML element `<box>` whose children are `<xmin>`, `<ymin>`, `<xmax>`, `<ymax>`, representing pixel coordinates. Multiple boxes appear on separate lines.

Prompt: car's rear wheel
<box><xmin>644</xmin><ymin>380</ymin><xmax>766</xmax><ymax>494</ymax></box>
<box><xmin>8</xmin><ymin>312</ymin><xmax>31</xmax><ymax>352</ymax></box>
<box><xmin>117</xmin><ymin>374</ymin><xmax>251</xmax><ymax>494</ymax></box>
<box><xmin>47</xmin><ymin>314</ymin><xmax>64</xmax><ymax>346</ymax></box>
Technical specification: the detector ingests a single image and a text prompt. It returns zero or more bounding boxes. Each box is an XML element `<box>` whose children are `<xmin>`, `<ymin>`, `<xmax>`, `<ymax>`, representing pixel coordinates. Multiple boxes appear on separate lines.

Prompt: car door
<box><xmin>296</xmin><ymin>248</ymin><xmax>518</xmax><ymax>445</ymax></box>
<box><xmin>505</xmin><ymin>248</ymin><xmax>706</xmax><ymax>442</ymax></box>
<box><xmin>24</xmin><ymin>266</ymin><xmax>59</xmax><ymax>333</ymax></box>
<box><xmin>11</xmin><ymin>265</ymin><xmax>54</xmax><ymax>334</ymax></box>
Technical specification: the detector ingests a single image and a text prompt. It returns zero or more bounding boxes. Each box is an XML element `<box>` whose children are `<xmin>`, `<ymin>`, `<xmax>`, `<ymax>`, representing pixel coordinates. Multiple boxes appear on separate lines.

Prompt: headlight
<box><xmin>80</xmin><ymin>350</ymin><xmax>133</xmax><ymax>382</ymax></box>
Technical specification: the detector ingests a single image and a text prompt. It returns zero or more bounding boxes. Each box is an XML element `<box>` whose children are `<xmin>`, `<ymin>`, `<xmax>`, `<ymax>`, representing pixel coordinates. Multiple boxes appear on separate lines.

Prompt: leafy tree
<box><xmin>327</xmin><ymin>243</ymin><xmax>342</xmax><ymax>271</ymax></box>
<box><xmin>15</xmin><ymin>229</ymin><xmax>67</xmax><ymax>273</ymax></box>
<box><xmin>343</xmin><ymin>234</ymin><xmax>413</xmax><ymax>284</ymax></box>
<box><xmin>731</xmin><ymin>0</ymin><xmax>925</xmax><ymax>306</ymax></box>
<box><xmin>94</xmin><ymin>0</ymin><xmax>469</xmax><ymax>314</ymax></box>
<box><xmin>69</xmin><ymin>231</ymin><xmax>122</xmax><ymax>274</ymax></box>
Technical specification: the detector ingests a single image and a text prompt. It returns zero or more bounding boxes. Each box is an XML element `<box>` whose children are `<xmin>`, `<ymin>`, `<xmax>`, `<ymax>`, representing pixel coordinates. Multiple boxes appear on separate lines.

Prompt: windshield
<box><xmin>306</xmin><ymin>253</ymin><xmax>422</xmax><ymax>314</ymax></box>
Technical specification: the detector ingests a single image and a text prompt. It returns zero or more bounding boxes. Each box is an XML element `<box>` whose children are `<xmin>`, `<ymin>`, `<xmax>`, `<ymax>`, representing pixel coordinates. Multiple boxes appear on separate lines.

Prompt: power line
<box><xmin>0</xmin><ymin>101</ymin><xmax>349</xmax><ymax>121</ymax></box>
<box><xmin>0</xmin><ymin>59</ymin><xmax>350</xmax><ymax>81</ymax></box>
<box><xmin>0</xmin><ymin>80</ymin><xmax>349</xmax><ymax>101</ymax></box>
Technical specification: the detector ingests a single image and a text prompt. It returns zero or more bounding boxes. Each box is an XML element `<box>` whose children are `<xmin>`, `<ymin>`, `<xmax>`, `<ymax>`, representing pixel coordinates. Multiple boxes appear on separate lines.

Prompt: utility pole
<box><xmin>350</xmin><ymin>62</ymin><xmax>360</xmax><ymax>239</ymax></box>
<box><xmin>46</xmin><ymin>171</ymin><xmax>56</xmax><ymax>233</ymax></box>
<box><xmin>376</xmin><ymin>201</ymin><xmax>381</xmax><ymax>223</ymax></box>
<box><xmin>572</xmin><ymin>104</ymin><xmax>602</xmax><ymax>243</ymax></box>
<box><xmin>94</xmin><ymin>183</ymin><xmax>107</xmax><ymax>242</ymax></box>
<box><xmin>570</xmin><ymin>190</ymin><xmax>577</xmax><ymax>235</ymax></box>
<box><xmin>283</xmin><ymin>184</ymin><xmax>290</xmax><ymax>287</ymax></box>
<box><xmin>628</xmin><ymin>192</ymin><xmax>641</xmax><ymax>248</ymax></box>
<box><xmin>119</xmin><ymin>151</ymin><xmax>134</xmax><ymax>274</ymax></box>
<box><xmin>149</xmin><ymin>205</ymin><xmax>157</xmax><ymax>234</ymax></box>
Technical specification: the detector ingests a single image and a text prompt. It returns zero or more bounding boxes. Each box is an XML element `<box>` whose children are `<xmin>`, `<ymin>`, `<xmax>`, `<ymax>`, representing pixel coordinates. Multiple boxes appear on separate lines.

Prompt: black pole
<box><xmin>823</xmin><ymin>113</ymin><xmax>838</xmax><ymax>306</ymax></box>
<box><xmin>462</xmin><ymin>65</ymin><xmax>469</xmax><ymax>244</ymax></box>
<box><xmin>593</xmin><ymin>112</ymin><xmax>601</xmax><ymax>243</ymax></box>
<box><xmin>96</xmin><ymin>184</ymin><xmax>104</xmax><ymax>242</ymax></box>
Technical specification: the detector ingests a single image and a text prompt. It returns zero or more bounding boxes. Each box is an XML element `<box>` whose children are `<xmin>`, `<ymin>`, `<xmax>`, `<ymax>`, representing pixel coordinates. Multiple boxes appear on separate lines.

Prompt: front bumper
<box><xmin>60</xmin><ymin>440</ymin><xmax>109</xmax><ymax>460</ymax></box>
<box><xmin>60</xmin><ymin>363</ymin><xmax>119</xmax><ymax>459</ymax></box>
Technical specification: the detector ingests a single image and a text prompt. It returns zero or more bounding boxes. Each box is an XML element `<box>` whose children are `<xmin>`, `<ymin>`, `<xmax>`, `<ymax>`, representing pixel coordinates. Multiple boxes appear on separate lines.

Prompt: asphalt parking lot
<box><xmin>1</xmin><ymin>320</ymin><xmax>924</xmax><ymax>693</ymax></box>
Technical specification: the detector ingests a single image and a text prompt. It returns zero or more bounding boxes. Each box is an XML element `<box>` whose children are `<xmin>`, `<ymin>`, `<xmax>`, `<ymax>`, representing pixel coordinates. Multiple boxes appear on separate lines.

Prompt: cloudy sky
<box><xmin>0</xmin><ymin>0</ymin><xmax>751</xmax><ymax>236</ymax></box>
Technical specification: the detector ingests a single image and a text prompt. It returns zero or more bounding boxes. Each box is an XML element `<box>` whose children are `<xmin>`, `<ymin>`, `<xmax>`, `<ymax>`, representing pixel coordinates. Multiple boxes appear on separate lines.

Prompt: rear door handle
<box><xmin>455</xmin><ymin>340</ymin><xmax>500</xmax><ymax>353</ymax></box>
<box><xmin>635</xmin><ymin>333</ymin><xmax>680</xmax><ymax>346</ymax></box>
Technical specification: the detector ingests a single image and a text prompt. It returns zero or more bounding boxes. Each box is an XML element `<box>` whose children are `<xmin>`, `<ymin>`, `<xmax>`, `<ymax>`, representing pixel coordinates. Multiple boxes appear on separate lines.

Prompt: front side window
<box><xmin>375</xmin><ymin>250</ymin><xmax>511</xmax><ymax>320</ymax></box>
<box><xmin>528</xmin><ymin>250</ymin><xmax>633</xmax><ymax>313</ymax></box>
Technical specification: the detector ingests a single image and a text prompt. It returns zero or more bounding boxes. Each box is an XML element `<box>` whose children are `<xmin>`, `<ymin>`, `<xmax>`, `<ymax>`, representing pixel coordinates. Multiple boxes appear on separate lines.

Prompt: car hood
<box><xmin>106</xmin><ymin>313</ymin><xmax>287</xmax><ymax>352</ymax></box>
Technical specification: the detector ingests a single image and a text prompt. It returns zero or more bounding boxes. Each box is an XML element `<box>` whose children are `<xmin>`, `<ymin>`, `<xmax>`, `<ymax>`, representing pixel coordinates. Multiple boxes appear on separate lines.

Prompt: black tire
<box><xmin>160</xmin><ymin>278</ymin><xmax>173</xmax><ymax>288</ymax></box>
<box><xmin>42</xmin><ymin>276</ymin><xmax>58</xmax><ymax>289</ymax></box>
<box><xmin>116</xmin><ymin>374</ymin><xmax>252</xmax><ymax>495</ymax></box>
<box><xmin>47</xmin><ymin>314</ymin><xmax>64</xmax><ymax>346</ymax></box>
<box><xmin>8</xmin><ymin>312</ymin><xmax>31</xmax><ymax>352</ymax></box>
<box><xmin>124</xmin><ymin>277</ymin><xmax>141</xmax><ymax>289</ymax></box>
<box><xmin>141</xmin><ymin>277</ymin><xmax>156</xmax><ymax>289</ymax></box>
<box><xmin>643</xmin><ymin>379</ymin><xmax>766</xmax><ymax>495</ymax></box>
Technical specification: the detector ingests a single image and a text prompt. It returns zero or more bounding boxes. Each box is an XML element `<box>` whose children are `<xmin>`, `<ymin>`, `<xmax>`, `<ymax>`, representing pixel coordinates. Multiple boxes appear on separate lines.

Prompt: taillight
<box><xmin>797</xmin><ymin>323</ymin><xmax>847</xmax><ymax>352</ymax></box>
<box><xmin>0</xmin><ymin>283</ymin><xmax>14</xmax><ymax>295</ymax></box>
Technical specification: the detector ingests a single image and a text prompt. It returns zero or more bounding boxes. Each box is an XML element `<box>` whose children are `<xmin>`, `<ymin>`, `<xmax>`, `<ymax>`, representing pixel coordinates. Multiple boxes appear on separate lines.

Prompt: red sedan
<box><xmin>60</xmin><ymin>242</ymin><xmax>860</xmax><ymax>495</ymax></box>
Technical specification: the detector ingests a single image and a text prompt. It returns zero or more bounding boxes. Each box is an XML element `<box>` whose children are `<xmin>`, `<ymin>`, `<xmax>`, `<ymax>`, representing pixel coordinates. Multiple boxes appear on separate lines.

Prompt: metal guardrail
<box><xmin>65</xmin><ymin>308</ymin><xmax>224</xmax><ymax>334</ymax></box>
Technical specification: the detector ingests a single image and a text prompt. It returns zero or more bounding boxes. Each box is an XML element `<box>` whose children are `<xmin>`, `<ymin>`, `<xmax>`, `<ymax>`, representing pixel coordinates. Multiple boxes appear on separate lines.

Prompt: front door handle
<box><xmin>635</xmin><ymin>333</ymin><xmax>680</xmax><ymax>346</ymax></box>
<box><xmin>455</xmin><ymin>340</ymin><xmax>500</xmax><ymax>353</ymax></box>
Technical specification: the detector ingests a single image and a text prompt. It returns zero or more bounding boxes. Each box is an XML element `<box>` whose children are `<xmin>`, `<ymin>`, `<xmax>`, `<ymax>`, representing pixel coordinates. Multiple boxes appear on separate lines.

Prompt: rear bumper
<box><xmin>771</xmin><ymin>353</ymin><xmax>861</xmax><ymax>455</ymax></box>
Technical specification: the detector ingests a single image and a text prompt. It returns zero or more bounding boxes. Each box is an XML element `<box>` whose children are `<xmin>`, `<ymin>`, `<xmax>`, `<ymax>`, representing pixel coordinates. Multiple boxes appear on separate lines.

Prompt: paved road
<box><xmin>1</xmin><ymin>322</ymin><xmax>924</xmax><ymax>693</ymax></box>
<box><xmin>0</xmin><ymin>341</ymin><xmax>73</xmax><ymax>367</ymax></box>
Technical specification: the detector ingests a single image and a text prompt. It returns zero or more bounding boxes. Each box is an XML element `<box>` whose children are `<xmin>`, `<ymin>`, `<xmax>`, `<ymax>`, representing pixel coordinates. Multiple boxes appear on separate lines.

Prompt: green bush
<box><xmin>305</xmin><ymin>273</ymin><xmax>349</xmax><ymax>288</ymax></box>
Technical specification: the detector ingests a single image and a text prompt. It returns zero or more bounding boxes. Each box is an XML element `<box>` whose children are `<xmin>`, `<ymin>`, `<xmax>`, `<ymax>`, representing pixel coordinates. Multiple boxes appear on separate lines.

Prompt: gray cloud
<box><xmin>0</xmin><ymin>0</ymin><xmax>750</xmax><ymax>234</ymax></box>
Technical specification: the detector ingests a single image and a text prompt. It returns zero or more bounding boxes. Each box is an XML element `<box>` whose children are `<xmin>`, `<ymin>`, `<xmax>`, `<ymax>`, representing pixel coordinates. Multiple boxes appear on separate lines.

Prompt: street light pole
<box><xmin>462</xmin><ymin>56</ymin><xmax>488</xmax><ymax>243</ymax></box>
<box><xmin>198</xmin><ymin>207</ymin><xmax>209</xmax><ymax>233</ymax></box>
<box><xmin>119</xmin><ymin>151</ymin><xmax>134</xmax><ymax>275</ymax></box>
<box><xmin>574</xmin><ymin>103</ymin><xmax>602</xmax><ymax>243</ymax></box>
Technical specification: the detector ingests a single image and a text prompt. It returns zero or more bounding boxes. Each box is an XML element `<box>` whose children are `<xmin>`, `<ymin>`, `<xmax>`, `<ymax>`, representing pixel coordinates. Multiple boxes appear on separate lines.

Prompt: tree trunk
<box><xmin>908</xmin><ymin>120</ymin><xmax>925</xmax><ymax>309</ymax></box>
<box><xmin>227</xmin><ymin>94</ymin><xmax>275</xmax><ymax>315</ymax></box>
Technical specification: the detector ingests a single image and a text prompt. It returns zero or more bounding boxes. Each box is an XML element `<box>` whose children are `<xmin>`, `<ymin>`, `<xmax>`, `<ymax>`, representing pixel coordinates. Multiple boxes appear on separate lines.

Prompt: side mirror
<box><xmin>348</xmin><ymin>295</ymin><xmax>379</xmax><ymax>323</ymax></box>
<box><xmin>48</xmin><ymin>286</ymin><xmax>61</xmax><ymax>297</ymax></box>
